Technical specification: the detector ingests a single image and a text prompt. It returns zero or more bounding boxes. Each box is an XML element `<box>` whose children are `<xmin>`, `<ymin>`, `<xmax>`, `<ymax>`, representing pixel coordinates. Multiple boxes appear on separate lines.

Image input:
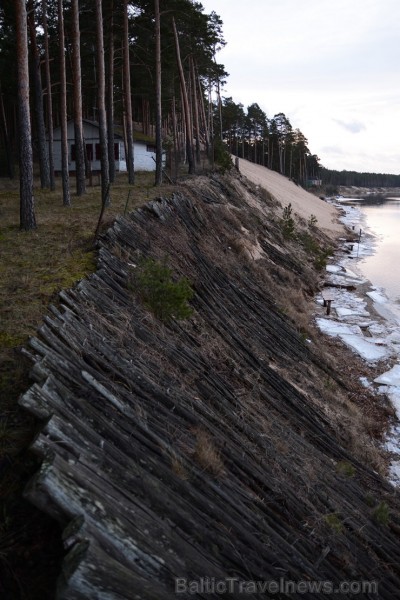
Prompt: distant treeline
<box><xmin>321</xmin><ymin>168</ymin><xmax>400</xmax><ymax>188</ymax></box>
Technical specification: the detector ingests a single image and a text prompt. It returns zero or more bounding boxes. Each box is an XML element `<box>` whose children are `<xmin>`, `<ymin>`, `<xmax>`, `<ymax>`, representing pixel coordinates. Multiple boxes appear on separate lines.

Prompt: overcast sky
<box><xmin>200</xmin><ymin>0</ymin><xmax>400</xmax><ymax>174</ymax></box>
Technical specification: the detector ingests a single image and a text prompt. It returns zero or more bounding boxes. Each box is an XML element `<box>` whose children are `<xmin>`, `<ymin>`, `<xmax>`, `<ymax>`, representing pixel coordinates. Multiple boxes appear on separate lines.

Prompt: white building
<box><xmin>52</xmin><ymin>120</ymin><xmax>164</xmax><ymax>174</ymax></box>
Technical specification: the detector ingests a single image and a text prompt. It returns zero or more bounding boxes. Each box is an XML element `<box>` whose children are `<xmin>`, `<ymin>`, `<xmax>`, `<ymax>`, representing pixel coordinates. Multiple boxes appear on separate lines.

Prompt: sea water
<box><xmin>356</xmin><ymin>198</ymin><xmax>400</xmax><ymax>304</ymax></box>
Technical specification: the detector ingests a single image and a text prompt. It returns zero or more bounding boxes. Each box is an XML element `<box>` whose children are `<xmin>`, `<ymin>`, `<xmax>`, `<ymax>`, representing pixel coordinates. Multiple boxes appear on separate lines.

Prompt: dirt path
<box><xmin>237</xmin><ymin>158</ymin><xmax>345</xmax><ymax>239</ymax></box>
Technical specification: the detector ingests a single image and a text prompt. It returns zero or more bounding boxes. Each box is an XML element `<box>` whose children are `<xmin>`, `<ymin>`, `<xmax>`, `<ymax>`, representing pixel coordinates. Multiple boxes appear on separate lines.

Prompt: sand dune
<box><xmin>237</xmin><ymin>157</ymin><xmax>344</xmax><ymax>239</ymax></box>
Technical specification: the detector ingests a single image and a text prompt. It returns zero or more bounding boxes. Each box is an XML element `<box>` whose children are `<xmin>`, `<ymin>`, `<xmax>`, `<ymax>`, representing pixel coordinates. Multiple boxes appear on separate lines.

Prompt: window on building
<box><xmin>146</xmin><ymin>144</ymin><xmax>156</xmax><ymax>153</ymax></box>
<box><xmin>95</xmin><ymin>143</ymin><xmax>101</xmax><ymax>161</ymax></box>
<box><xmin>114</xmin><ymin>143</ymin><xmax>119</xmax><ymax>160</ymax></box>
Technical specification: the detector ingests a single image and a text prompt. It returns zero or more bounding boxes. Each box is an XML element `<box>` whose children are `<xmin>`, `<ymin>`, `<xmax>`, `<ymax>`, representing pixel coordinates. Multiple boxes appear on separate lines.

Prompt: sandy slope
<box><xmin>237</xmin><ymin>157</ymin><xmax>344</xmax><ymax>238</ymax></box>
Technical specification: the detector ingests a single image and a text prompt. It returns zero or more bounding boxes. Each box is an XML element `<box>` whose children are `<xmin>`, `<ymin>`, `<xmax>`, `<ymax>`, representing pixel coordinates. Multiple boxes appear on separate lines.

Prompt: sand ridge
<box><xmin>237</xmin><ymin>157</ymin><xmax>345</xmax><ymax>239</ymax></box>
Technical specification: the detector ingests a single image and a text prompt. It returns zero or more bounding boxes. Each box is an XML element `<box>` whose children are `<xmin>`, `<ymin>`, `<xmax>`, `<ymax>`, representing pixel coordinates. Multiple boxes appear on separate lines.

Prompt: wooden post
<box><xmin>326</xmin><ymin>300</ymin><xmax>332</xmax><ymax>316</ymax></box>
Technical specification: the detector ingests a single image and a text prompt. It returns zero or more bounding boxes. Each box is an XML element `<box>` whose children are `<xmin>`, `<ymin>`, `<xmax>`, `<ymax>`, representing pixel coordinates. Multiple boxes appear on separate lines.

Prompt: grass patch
<box><xmin>336</xmin><ymin>460</ymin><xmax>356</xmax><ymax>478</ymax></box>
<box><xmin>324</xmin><ymin>513</ymin><xmax>343</xmax><ymax>533</ymax></box>
<box><xmin>193</xmin><ymin>429</ymin><xmax>224</xmax><ymax>477</ymax></box>
<box><xmin>372</xmin><ymin>501</ymin><xmax>390</xmax><ymax>526</ymax></box>
<box><xmin>0</xmin><ymin>171</ymin><xmax>176</xmax><ymax>389</ymax></box>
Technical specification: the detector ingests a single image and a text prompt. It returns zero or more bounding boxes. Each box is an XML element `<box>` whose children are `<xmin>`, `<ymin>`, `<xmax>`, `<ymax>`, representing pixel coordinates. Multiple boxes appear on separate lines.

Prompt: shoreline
<box><xmin>316</xmin><ymin>197</ymin><xmax>400</xmax><ymax>485</ymax></box>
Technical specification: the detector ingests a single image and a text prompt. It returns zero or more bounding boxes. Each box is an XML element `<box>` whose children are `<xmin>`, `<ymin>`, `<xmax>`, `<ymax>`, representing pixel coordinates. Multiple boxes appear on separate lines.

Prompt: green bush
<box><xmin>314</xmin><ymin>246</ymin><xmax>332</xmax><ymax>271</ymax></box>
<box><xmin>213</xmin><ymin>139</ymin><xmax>233</xmax><ymax>173</ymax></box>
<box><xmin>299</xmin><ymin>232</ymin><xmax>332</xmax><ymax>270</ymax></box>
<box><xmin>372</xmin><ymin>501</ymin><xmax>390</xmax><ymax>526</ymax></box>
<box><xmin>336</xmin><ymin>461</ymin><xmax>356</xmax><ymax>478</ymax></box>
<box><xmin>324</xmin><ymin>513</ymin><xmax>343</xmax><ymax>533</ymax></box>
<box><xmin>134</xmin><ymin>258</ymin><xmax>194</xmax><ymax>322</ymax></box>
<box><xmin>299</xmin><ymin>232</ymin><xmax>320</xmax><ymax>255</ymax></box>
<box><xmin>281</xmin><ymin>203</ymin><xmax>296</xmax><ymax>239</ymax></box>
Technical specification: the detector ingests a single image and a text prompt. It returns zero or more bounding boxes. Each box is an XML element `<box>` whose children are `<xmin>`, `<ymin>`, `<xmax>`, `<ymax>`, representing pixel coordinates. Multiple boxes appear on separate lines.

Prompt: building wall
<box><xmin>52</xmin><ymin>122</ymin><xmax>164</xmax><ymax>173</ymax></box>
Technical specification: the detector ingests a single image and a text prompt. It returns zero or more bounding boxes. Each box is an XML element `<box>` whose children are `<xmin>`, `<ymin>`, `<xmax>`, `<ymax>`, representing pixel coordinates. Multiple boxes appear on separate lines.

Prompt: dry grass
<box><xmin>193</xmin><ymin>429</ymin><xmax>225</xmax><ymax>477</ymax></box>
<box><xmin>170</xmin><ymin>451</ymin><xmax>190</xmax><ymax>481</ymax></box>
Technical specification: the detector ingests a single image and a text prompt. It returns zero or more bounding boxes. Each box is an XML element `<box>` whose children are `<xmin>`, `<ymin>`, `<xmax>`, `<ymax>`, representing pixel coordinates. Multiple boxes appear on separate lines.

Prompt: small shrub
<box><xmin>324</xmin><ymin>377</ymin><xmax>335</xmax><ymax>390</ymax></box>
<box><xmin>372</xmin><ymin>501</ymin><xmax>390</xmax><ymax>526</ymax></box>
<box><xmin>213</xmin><ymin>139</ymin><xmax>233</xmax><ymax>173</ymax></box>
<box><xmin>314</xmin><ymin>246</ymin><xmax>332</xmax><ymax>271</ymax></box>
<box><xmin>299</xmin><ymin>331</ymin><xmax>309</xmax><ymax>344</ymax></box>
<box><xmin>300</xmin><ymin>232</ymin><xmax>320</xmax><ymax>255</ymax></box>
<box><xmin>324</xmin><ymin>513</ymin><xmax>343</xmax><ymax>533</ymax></box>
<box><xmin>281</xmin><ymin>203</ymin><xmax>296</xmax><ymax>239</ymax></box>
<box><xmin>365</xmin><ymin>493</ymin><xmax>376</xmax><ymax>507</ymax></box>
<box><xmin>299</xmin><ymin>231</ymin><xmax>332</xmax><ymax>271</ymax></box>
<box><xmin>134</xmin><ymin>257</ymin><xmax>194</xmax><ymax>322</ymax></box>
<box><xmin>308</xmin><ymin>214</ymin><xmax>318</xmax><ymax>228</ymax></box>
<box><xmin>336</xmin><ymin>461</ymin><xmax>356</xmax><ymax>478</ymax></box>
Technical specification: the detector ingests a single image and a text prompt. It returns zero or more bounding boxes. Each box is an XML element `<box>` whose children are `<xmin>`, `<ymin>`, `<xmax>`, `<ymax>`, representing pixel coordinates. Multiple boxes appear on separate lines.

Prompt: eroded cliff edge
<box><xmin>20</xmin><ymin>172</ymin><xmax>400</xmax><ymax>598</ymax></box>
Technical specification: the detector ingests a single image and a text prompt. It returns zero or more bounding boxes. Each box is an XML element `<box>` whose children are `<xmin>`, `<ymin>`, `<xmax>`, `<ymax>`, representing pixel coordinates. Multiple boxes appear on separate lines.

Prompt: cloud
<box><xmin>333</xmin><ymin>119</ymin><xmax>366</xmax><ymax>134</ymax></box>
<box><xmin>321</xmin><ymin>146</ymin><xmax>344</xmax><ymax>155</ymax></box>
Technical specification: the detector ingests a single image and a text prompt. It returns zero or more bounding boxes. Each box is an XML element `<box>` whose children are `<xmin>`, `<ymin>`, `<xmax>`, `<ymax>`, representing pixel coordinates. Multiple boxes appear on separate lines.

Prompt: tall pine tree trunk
<box><xmin>58</xmin><ymin>0</ymin><xmax>71</xmax><ymax>206</ymax></box>
<box><xmin>208</xmin><ymin>81</ymin><xmax>214</xmax><ymax>169</ymax></box>
<box><xmin>171</xmin><ymin>96</ymin><xmax>179</xmax><ymax>181</ymax></box>
<box><xmin>16</xmin><ymin>0</ymin><xmax>36</xmax><ymax>229</ymax></box>
<box><xmin>154</xmin><ymin>0</ymin><xmax>162</xmax><ymax>185</ymax></box>
<box><xmin>42</xmin><ymin>0</ymin><xmax>55</xmax><ymax>190</ymax></box>
<box><xmin>196</xmin><ymin>70</ymin><xmax>210</xmax><ymax>158</ymax></box>
<box><xmin>123</xmin><ymin>0</ymin><xmax>134</xmax><ymax>184</ymax></box>
<box><xmin>190</xmin><ymin>56</ymin><xmax>201</xmax><ymax>164</ymax></box>
<box><xmin>95</xmin><ymin>0</ymin><xmax>110</xmax><ymax>206</ymax></box>
<box><xmin>106</xmin><ymin>4</ymin><xmax>115</xmax><ymax>184</ymax></box>
<box><xmin>28</xmin><ymin>0</ymin><xmax>50</xmax><ymax>189</ymax></box>
<box><xmin>71</xmin><ymin>0</ymin><xmax>86</xmax><ymax>195</ymax></box>
<box><xmin>172</xmin><ymin>17</ymin><xmax>194</xmax><ymax>175</ymax></box>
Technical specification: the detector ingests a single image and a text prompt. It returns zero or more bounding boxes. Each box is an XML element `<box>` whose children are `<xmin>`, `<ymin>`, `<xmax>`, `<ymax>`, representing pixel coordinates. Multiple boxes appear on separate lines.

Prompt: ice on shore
<box><xmin>315</xmin><ymin>318</ymin><xmax>390</xmax><ymax>361</ymax></box>
<box><xmin>340</xmin><ymin>334</ymin><xmax>389</xmax><ymax>361</ymax></box>
<box><xmin>326</xmin><ymin>265</ymin><xmax>342</xmax><ymax>273</ymax></box>
<box><xmin>375</xmin><ymin>365</ymin><xmax>400</xmax><ymax>387</ymax></box>
<box><xmin>367</xmin><ymin>290</ymin><xmax>389</xmax><ymax>304</ymax></box>
<box><xmin>317</xmin><ymin>201</ymin><xmax>400</xmax><ymax>485</ymax></box>
<box><xmin>316</xmin><ymin>319</ymin><xmax>362</xmax><ymax>336</ymax></box>
<box><xmin>389</xmin><ymin>462</ymin><xmax>400</xmax><ymax>485</ymax></box>
<box><xmin>335</xmin><ymin>306</ymin><xmax>369</xmax><ymax>319</ymax></box>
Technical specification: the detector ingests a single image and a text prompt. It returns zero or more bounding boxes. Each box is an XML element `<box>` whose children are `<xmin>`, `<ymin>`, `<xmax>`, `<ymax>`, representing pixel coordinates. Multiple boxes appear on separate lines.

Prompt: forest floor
<box><xmin>0</xmin><ymin>170</ymin><xmax>181</xmax><ymax>598</ymax></box>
